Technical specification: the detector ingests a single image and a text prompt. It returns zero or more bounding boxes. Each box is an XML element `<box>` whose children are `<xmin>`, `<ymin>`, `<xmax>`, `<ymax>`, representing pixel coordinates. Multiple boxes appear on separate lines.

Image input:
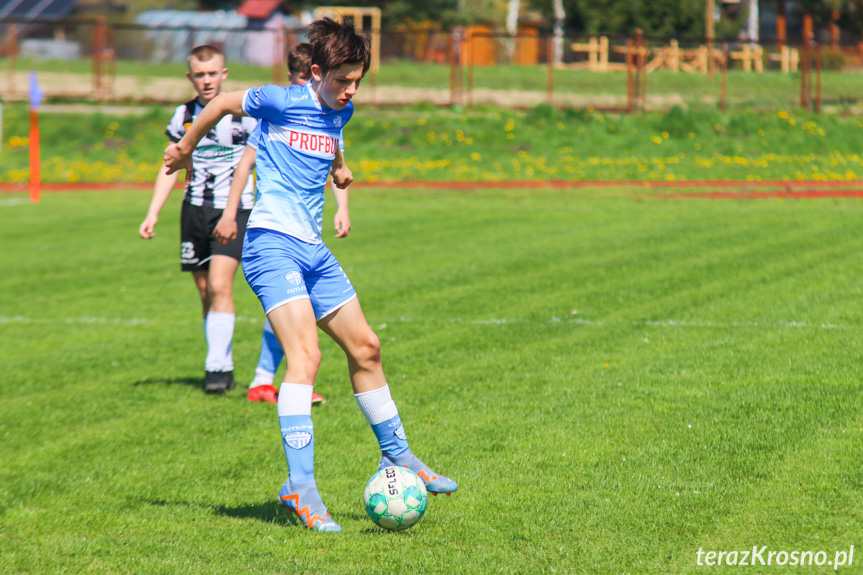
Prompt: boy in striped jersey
<box><xmin>139</xmin><ymin>45</ymin><xmax>257</xmax><ymax>394</ymax></box>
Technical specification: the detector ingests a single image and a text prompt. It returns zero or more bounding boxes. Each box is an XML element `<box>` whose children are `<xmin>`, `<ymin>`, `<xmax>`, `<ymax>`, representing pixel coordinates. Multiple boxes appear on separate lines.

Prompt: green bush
<box><xmin>819</xmin><ymin>49</ymin><xmax>847</xmax><ymax>71</ymax></box>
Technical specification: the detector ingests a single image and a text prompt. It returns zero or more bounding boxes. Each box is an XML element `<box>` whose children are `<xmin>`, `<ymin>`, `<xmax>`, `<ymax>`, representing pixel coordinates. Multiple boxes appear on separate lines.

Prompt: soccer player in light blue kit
<box><xmin>215</xmin><ymin>44</ymin><xmax>336</xmax><ymax>406</ymax></box>
<box><xmin>165</xmin><ymin>18</ymin><xmax>457</xmax><ymax>532</ymax></box>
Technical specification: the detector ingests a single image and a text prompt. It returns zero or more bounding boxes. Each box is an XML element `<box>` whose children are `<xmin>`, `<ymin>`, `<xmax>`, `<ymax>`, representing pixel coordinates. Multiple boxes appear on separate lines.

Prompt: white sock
<box><xmin>205</xmin><ymin>311</ymin><xmax>235</xmax><ymax>372</ymax></box>
<box><xmin>354</xmin><ymin>384</ymin><xmax>399</xmax><ymax>426</ymax></box>
<box><xmin>250</xmin><ymin>367</ymin><xmax>276</xmax><ymax>389</ymax></box>
<box><xmin>278</xmin><ymin>383</ymin><xmax>314</xmax><ymax>417</ymax></box>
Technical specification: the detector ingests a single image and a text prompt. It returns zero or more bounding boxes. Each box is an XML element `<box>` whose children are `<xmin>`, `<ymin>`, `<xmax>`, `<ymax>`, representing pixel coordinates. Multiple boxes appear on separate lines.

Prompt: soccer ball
<box><xmin>363</xmin><ymin>466</ymin><xmax>428</xmax><ymax>531</ymax></box>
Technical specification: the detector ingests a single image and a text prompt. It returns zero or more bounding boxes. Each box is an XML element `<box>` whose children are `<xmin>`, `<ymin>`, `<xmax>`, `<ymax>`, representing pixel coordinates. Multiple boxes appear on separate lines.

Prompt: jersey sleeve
<box><xmin>165</xmin><ymin>105</ymin><xmax>185</xmax><ymax>143</ymax></box>
<box><xmin>339</xmin><ymin>128</ymin><xmax>345</xmax><ymax>152</ymax></box>
<box><xmin>242</xmin><ymin>85</ymin><xmax>286</xmax><ymax>122</ymax></box>
<box><xmin>247</xmin><ymin>123</ymin><xmax>262</xmax><ymax>151</ymax></box>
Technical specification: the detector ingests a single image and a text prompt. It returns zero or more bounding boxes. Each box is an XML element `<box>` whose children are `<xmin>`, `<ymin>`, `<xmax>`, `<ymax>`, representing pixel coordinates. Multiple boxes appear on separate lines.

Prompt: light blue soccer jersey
<box><xmin>242</xmin><ymin>83</ymin><xmax>352</xmax><ymax>244</ymax></box>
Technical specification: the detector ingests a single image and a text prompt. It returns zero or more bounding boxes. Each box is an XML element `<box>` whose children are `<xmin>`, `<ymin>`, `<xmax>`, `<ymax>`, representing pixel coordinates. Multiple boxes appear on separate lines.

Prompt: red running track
<box><xmin>1</xmin><ymin>179</ymin><xmax>862</xmax><ymax>198</ymax></box>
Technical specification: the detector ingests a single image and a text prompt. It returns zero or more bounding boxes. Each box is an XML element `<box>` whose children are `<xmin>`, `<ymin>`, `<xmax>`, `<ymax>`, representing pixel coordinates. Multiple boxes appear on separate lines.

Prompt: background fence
<box><xmin>1</xmin><ymin>17</ymin><xmax>861</xmax><ymax>112</ymax></box>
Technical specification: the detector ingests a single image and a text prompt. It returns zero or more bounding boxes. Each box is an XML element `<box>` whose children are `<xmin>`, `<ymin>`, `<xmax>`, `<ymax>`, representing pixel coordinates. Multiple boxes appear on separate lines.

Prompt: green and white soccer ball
<box><xmin>363</xmin><ymin>465</ymin><xmax>428</xmax><ymax>531</ymax></box>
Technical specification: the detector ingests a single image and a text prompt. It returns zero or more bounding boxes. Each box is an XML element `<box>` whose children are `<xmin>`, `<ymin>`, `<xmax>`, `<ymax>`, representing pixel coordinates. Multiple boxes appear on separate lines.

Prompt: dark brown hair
<box><xmin>306</xmin><ymin>17</ymin><xmax>371</xmax><ymax>76</ymax></box>
<box><xmin>287</xmin><ymin>43</ymin><xmax>313</xmax><ymax>77</ymax></box>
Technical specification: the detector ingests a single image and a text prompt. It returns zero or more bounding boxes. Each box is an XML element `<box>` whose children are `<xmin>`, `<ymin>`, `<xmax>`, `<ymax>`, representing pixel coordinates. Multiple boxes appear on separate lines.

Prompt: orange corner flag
<box><xmin>29</xmin><ymin>71</ymin><xmax>43</xmax><ymax>203</ymax></box>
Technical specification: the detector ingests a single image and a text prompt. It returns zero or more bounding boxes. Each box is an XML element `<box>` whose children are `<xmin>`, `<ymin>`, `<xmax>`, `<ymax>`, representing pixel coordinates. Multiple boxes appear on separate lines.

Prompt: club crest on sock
<box><xmin>282</xmin><ymin>426</ymin><xmax>313</xmax><ymax>449</ymax></box>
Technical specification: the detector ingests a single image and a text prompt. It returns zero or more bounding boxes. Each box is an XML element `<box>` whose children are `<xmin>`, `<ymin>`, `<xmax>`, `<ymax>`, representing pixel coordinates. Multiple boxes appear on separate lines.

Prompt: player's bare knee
<box><xmin>207</xmin><ymin>277</ymin><xmax>232</xmax><ymax>300</ymax></box>
<box><xmin>288</xmin><ymin>348</ymin><xmax>321</xmax><ymax>384</ymax></box>
<box><xmin>352</xmin><ymin>331</ymin><xmax>381</xmax><ymax>368</ymax></box>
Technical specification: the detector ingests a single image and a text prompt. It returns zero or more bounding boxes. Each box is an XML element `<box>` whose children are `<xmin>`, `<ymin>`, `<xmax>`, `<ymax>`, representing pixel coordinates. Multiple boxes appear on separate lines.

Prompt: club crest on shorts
<box><xmin>285</xmin><ymin>271</ymin><xmax>303</xmax><ymax>287</ymax></box>
<box><xmin>283</xmin><ymin>431</ymin><xmax>312</xmax><ymax>449</ymax></box>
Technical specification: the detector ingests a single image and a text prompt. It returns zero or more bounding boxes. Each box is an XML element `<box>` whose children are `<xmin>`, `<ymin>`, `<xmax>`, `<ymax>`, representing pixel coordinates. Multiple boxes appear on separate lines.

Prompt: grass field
<box><xmin>3</xmin><ymin>102</ymin><xmax>863</xmax><ymax>185</ymax></box>
<box><xmin>1</xmin><ymin>187</ymin><xmax>861</xmax><ymax>574</ymax></box>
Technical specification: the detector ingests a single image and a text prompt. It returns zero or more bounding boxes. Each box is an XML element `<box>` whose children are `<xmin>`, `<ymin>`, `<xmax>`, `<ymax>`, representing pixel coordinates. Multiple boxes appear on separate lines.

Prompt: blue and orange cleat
<box><xmin>278</xmin><ymin>479</ymin><xmax>342</xmax><ymax>532</ymax></box>
<box><xmin>378</xmin><ymin>452</ymin><xmax>458</xmax><ymax>495</ymax></box>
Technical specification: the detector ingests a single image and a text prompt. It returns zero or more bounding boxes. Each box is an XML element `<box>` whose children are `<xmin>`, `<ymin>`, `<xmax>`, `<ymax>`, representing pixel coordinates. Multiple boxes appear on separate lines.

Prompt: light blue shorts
<box><xmin>242</xmin><ymin>228</ymin><xmax>357</xmax><ymax>319</ymax></box>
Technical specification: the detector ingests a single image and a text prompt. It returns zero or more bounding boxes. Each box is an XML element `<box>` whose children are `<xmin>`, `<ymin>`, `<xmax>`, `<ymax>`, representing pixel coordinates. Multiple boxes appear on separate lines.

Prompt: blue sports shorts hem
<box><xmin>242</xmin><ymin>228</ymin><xmax>356</xmax><ymax>319</ymax></box>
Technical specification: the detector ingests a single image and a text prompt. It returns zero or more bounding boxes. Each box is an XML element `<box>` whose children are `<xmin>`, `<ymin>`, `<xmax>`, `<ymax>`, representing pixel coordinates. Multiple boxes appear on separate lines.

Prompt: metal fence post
<box><xmin>814</xmin><ymin>41</ymin><xmax>821</xmax><ymax>113</ymax></box>
<box><xmin>800</xmin><ymin>33</ymin><xmax>811</xmax><ymax>110</ymax></box>
<box><xmin>467</xmin><ymin>29</ymin><xmax>474</xmax><ymax>108</ymax></box>
<box><xmin>720</xmin><ymin>43</ymin><xmax>728</xmax><ymax>111</ymax></box>
<box><xmin>93</xmin><ymin>17</ymin><xmax>107</xmax><ymax>101</ymax></box>
<box><xmin>6</xmin><ymin>22</ymin><xmax>16</xmax><ymax>98</ymax></box>
<box><xmin>626</xmin><ymin>36</ymin><xmax>634</xmax><ymax>112</ymax></box>
<box><xmin>635</xmin><ymin>28</ymin><xmax>644</xmax><ymax>111</ymax></box>
<box><xmin>272</xmin><ymin>25</ymin><xmax>284</xmax><ymax>85</ymax></box>
<box><xmin>546</xmin><ymin>34</ymin><xmax>553</xmax><ymax>106</ymax></box>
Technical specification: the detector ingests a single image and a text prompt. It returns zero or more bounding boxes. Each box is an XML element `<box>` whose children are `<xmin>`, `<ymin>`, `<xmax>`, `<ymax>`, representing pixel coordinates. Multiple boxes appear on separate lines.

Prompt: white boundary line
<box><xmin>0</xmin><ymin>198</ymin><xmax>30</xmax><ymax>207</ymax></box>
<box><xmin>0</xmin><ymin>315</ymin><xmax>844</xmax><ymax>330</ymax></box>
<box><xmin>0</xmin><ymin>316</ymin><xmax>148</xmax><ymax>326</ymax></box>
<box><xmin>374</xmin><ymin>315</ymin><xmax>843</xmax><ymax>330</ymax></box>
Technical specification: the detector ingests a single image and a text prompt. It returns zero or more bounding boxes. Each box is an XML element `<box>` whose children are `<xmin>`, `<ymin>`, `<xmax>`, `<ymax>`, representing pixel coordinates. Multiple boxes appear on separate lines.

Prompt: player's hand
<box><xmin>214</xmin><ymin>217</ymin><xmax>237</xmax><ymax>246</ymax></box>
<box><xmin>164</xmin><ymin>143</ymin><xmax>192</xmax><ymax>176</ymax></box>
<box><xmin>331</xmin><ymin>163</ymin><xmax>353</xmax><ymax>189</ymax></box>
<box><xmin>334</xmin><ymin>209</ymin><xmax>351</xmax><ymax>238</ymax></box>
<box><xmin>139</xmin><ymin>215</ymin><xmax>158</xmax><ymax>239</ymax></box>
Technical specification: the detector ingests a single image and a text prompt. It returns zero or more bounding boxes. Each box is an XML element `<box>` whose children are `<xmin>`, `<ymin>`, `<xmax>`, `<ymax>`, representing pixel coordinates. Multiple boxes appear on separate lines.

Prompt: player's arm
<box><xmin>330</xmin><ymin>146</ymin><xmax>353</xmax><ymax>189</ymax></box>
<box><xmin>214</xmin><ymin>145</ymin><xmax>256</xmax><ymax>246</ymax></box>
<box><xmin>164</xmin><ymin>91</ymin><xmax>246</xmax><ymax>175</ymax></box>
<box><xmin>332</xmin><ymin>178</ymin><xmax>351</xmax><ymax>239</ymax></box>
<box><xmin>139</xmin><ymin>166</ymin><xmax>180</xmax><ymax>239</ymax></box>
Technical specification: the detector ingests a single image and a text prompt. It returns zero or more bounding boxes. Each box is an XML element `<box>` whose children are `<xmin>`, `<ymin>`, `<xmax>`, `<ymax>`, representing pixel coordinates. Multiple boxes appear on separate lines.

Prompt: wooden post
<box><xmin>669</xmin><ymin>39</ymin><xmax>680</xmax><ymax>73</ymax></box>
<box><xmin>599</xmin><ymin>36</ymin><xmax>609</xmax><ymax>72</ymax></box>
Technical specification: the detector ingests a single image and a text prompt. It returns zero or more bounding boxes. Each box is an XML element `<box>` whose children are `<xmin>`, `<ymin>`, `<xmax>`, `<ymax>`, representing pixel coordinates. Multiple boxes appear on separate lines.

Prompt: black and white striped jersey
<box><xmin>166</xmin><ymin>99</ymin><xmax>258</xmax><ymax>209</ymax></box>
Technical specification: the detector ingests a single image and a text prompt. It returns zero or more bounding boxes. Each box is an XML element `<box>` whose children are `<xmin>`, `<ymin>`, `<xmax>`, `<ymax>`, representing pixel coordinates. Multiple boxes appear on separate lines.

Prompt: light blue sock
<box><xmin>279</xmin><ymin>415</ymin><xmax>315</xmax><ymax>484</ymax></box>
<box><xmin>355</xmin><ymin>385</ymin><xmax>411</xmax><ymax>459</ymax></box>
<box><xmin>257</xmin><ymin>319</ymin><xmax>284</xmax><ymax>376</ymax></box>
<box><xmin>371</xmin><ymin>415</ymin><xmax>411</xmax><ymax>460</ymax></box>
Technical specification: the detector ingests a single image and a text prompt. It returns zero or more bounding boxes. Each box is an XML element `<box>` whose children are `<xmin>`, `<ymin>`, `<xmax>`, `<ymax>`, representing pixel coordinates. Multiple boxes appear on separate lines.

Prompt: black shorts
<box><xmin>180</xmin><ymin>202</ymin><xmax>250</xmax><ymax>272</ymax></box>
